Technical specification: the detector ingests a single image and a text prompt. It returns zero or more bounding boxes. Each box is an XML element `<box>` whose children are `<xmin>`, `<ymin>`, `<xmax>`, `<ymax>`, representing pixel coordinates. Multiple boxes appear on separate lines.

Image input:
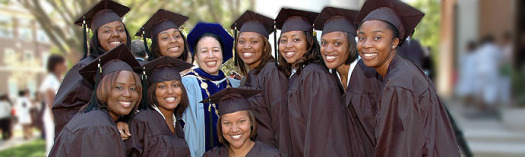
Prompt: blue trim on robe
<box><xmin>182</xmin><ymin>68</ymin><xmax>240</xmax><ymax>157</ymax></box>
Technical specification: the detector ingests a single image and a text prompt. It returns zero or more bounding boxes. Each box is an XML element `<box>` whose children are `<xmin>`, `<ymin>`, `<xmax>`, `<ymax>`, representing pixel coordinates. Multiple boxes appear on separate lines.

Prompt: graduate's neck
<box><xmin>336</xmin><ymin>63</ymin><xmax>350</xmax><ymax>90</ymax></box>
<box><xmin>376</xmin><ymin>50</ymin><xmax>396</xmax><ymax>78</ymax></box>
<box><xmin>229</xmin><ymin>140</ymin><xmax>255</xmax><ymax>157</ymax></box>
<box><xmin>109</xmin><ymin>112</ymin><xmax>119</xmax><ymax>122</ymax></box>
<box><xmin>157</xmin><ymin>105</ymin><xmax>176</xmax><ymax>133</ymax></box>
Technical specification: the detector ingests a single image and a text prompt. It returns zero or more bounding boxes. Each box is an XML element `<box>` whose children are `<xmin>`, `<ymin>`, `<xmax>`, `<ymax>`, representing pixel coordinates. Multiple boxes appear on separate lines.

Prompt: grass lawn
<box><xmin>0</xmin><ymin>139</ymin><xmax>46</xmax><ymax>157</ymax></box>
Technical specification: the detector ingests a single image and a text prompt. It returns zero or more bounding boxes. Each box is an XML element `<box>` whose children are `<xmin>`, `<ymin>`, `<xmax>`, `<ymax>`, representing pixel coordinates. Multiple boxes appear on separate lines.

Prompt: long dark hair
<box><xmin>89</xmin><ymin>27</ymin><xmax>132</xmax><ymax>57</ymax></box>
<box><xmin>343</xmin><ymin>32</ymin><xmax>358</xmax><ymax>65</ymax></box>
<box><xmin>150</xmin><ymin>29</ymin><xmax>192</xmax><ymax>63</ymax></box>
<box><xmin>277</xmin><ymin>31</ymin><xmax>324</xmax><ymax>76</ymax></box>
<box><xmin>146</xmin><ymin>80</ymin><xmax>189</xmax><ymax>118</ymax></box>
<box><xmin>234</xmin><ymin>33</ymin><xmax>274</xmax><ymax>76</ymax></box>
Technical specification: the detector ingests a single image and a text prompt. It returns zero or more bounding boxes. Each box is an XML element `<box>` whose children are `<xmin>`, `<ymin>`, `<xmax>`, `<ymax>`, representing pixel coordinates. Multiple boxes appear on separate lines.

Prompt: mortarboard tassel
<box><xmin>142</xmin><ymin>28</ymin><xmax>152</xmax><ymax>61</ymax></box>
<box><xmin>84</xmin><ymin>59</ymin><xmax>102</xmax><ymax>113</ymax></box>
<box><xmin>139</xmin><ymin>67</ymin><xmax>149</xmax><ymax>110</ymax></box>
<box><xmin>233</xmin><ymin>25</ymin><xmax>238</xmax><ymax>66</ymax></box>
<box><xmin>82</xmin><ymin>16</ymin><xmax>88</xmax><ymax>60</ymax></box>
<box><xmin>273</xmin><ymin>21</ymin><xmax>278</xmax><ymax>66</ymax></box>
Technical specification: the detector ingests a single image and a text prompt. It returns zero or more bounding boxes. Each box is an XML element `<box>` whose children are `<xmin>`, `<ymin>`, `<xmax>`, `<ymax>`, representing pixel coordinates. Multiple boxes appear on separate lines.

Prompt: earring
<box><xmin>392</xmin><ymin>45</ymin><xmax>396</xmax><ymax>49</ymax></box>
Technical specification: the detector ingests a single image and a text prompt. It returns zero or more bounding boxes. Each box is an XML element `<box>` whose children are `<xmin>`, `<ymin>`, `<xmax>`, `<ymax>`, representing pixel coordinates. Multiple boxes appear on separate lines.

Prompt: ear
<box><xmin>392</xmin><ymin>38</ymin><xmax>400</xmax><ymax>49</ymax></box>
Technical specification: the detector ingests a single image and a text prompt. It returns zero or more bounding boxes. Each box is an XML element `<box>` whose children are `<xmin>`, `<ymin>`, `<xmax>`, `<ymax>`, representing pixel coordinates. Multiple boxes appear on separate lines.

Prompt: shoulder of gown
<box><xmin>383</xmin><ymin>55</ymin><xmax>431</xmax><ymax>96</ymax></box>
<box><xmin>247</xmin><ymin>141</ymin><xmax>281</xmax><ymax>157</ymax></box>
<box><xmin>50</xmin><ymin>109</ymin><xmax>126</xmax><ymax>157</ymax></box>
<box><xmin>202</xmin><ymin>145</ymin><xmax>229</xmax><ymax>157</ymax></box>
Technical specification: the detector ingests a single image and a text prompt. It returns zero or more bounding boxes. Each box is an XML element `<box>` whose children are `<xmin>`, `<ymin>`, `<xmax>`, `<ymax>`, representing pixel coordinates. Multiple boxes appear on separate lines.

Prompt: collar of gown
<box><xmin>194</xmin><ymin>68</ymin><xmax>226</xmax><ymax>81</ymax></box>
<box><xmin>152</xmin><ymin>105</ymin><xmax>177</xmax><ymax>129</ymax></box>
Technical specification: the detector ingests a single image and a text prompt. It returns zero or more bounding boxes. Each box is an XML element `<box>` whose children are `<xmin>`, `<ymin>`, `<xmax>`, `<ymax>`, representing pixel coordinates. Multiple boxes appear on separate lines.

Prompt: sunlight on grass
<box><xmin>0</xmin><ymin>139</ymin><xmax>46</xmax><ymax>157</ymax></box>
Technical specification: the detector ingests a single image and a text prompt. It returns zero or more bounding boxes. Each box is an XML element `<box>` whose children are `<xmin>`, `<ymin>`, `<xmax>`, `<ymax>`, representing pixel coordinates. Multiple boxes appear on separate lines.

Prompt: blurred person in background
<box><xmin>16</xmin><ymin>90</ymin><xmax>33</xmax><ymax>140</ymax></box>
<box><xmin>499</xmin><ymin>32</ymin><xmax>513</xmax><ymax>106</ymax></box>
<box><xmin>456</xmin><ymin>41</ymin><xmax>478</xmax><ymax>109</ymax></box>
<box><xmin>396</xmin><ymin>36</ymin><xmax>425</xmax><ymax>68</ymax></box>
<box><xmin>0</xmin><ymin>94</ymin><xmax>13</xmax><ymax>140</ymax></box>
<box><xmin>38</xmin><ymin>54</ymin><xmax>66</xmax><ymax>155</ymax></box>
<box><xmin>475</xmin><ymin>35</ymin><xmax>501</xmax><ymax>114</ymax></box>
<box><xmin>131</xmin><ymin>39</ymin><xmax>148</xmax><ymax>63</ymax></box>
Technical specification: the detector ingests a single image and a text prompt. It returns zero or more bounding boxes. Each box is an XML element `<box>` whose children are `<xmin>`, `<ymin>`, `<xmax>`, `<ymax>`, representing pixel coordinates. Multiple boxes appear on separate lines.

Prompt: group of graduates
<box><xmin>48</xmin><ymin>0</ymin><xmax>462</xmax><ymax>156</ymax></box>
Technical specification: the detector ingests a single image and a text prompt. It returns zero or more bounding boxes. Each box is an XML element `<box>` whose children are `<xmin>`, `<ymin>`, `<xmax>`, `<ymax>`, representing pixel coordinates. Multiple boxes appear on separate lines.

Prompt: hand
<box><xmin>116</xmin><ymin>122</ymin><xmax>131</xmax><ymax>140</ymax></box>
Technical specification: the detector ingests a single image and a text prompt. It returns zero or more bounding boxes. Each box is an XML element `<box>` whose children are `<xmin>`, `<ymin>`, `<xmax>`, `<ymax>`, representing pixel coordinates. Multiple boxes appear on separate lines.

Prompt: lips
<box><xmin>242</xmin><ymin>52</ymin><xmax>254</xmax><ymax>58</ymax></box>
<box><xmin>230</xmin><ymin>134</ymin><xmax>242</xmax><ymax>140</ymax></box>
<box><xmin>168</xmin><ymin>46</ymin><xmax>180</xmax><ymax>52</ymax></box>
<box><xmin>118</xmin><ymin>100</ymin><xmax>132</xmax><ymax>108</ymax></box>
<box><xmin>324</xmin><ymin>55</ymin><xmax>337</xmax><ymax>62</ymax></box>
<box><xmin>361</xmin><ymin>52</ymin><xmax>378</xmax><ymax>60</ymax></box>
<box><xmin>164</xmin><ymin>97</ymin><xmax>176</xmax><ymax>103</ymax></box>
<box><xmin>205</xmin><ymin>61</ymin><xmax>217</xmax><ymax>67</ymax></box>
<box><xmin>284</xmin><ymin>51</ymin><xmax>296</xmax><ymax>58</ymax></box>
<box><xmin>109</xmin><ymin>41</ymin><xmax>122</xmax><ymax>47</ymax></box>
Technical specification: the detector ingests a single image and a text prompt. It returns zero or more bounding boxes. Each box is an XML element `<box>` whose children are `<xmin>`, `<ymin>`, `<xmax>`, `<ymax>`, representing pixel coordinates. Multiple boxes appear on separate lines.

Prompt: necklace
<box><xmin>190</xmin><ymin>69</ymin><xmax>231</xmax><ymax>116</ymax></box>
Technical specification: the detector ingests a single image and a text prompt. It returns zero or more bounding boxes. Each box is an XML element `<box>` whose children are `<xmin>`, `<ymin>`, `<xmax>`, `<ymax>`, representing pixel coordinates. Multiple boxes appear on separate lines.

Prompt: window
<box><xmin>0</xmin><ymin>15</ymin><xmax>13</xmax><ymax>38</ymax></box>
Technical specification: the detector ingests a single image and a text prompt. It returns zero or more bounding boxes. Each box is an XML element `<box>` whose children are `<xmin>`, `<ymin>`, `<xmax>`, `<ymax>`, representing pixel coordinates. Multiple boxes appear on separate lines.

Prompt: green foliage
<box><xmin>0</xmin><ymin>139</ymin><xmax>46</xmax><ymax>157</ymax></box>
<box><xmin>408</xmin><ymin>0</ymin><xmax>440</xmax><ymax>62</ymax></box>
<box><xmin>512</xmin><ymin>65</ymin><xmax>525</xmax><ymax>107</ymax></box>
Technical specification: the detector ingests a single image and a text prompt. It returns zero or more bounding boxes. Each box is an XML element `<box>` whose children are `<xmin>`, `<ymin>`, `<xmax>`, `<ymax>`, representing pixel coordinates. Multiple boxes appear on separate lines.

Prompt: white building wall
<box><xmin>457</xmin><ymin>0</ymin><xmax>479</xmax><ymax>57</ymax></box>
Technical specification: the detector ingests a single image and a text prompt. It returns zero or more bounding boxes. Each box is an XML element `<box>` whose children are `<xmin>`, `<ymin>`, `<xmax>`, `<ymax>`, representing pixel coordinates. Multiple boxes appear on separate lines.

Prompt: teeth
<box><xmin>364</xmin><ymin>53</ymin><xmax>377</xmax><ymax>57</ymax></box>
<box><xmin>110</xmin><ymin>41</ymin><xmax>121</xmax><ymax>45</ymax></box>
<box><xmin>120</xmin><ymin>101</ymin><xmax>131</xmax><ymax>107</ymax></box>
<box><xmin>206</xmin><ymin>61</ymin><xmax>217</xmax><ymax>66</ymax></box>
<box><xmin>326</xmin><ymin>56</ymin><xmax>336</xmax><ymax>60</ymax></box>
<box><xmin>243</xmin><ymin>53</ymin><xmax>254</xmax><ymax>58</ymax></box>
<box><xmin>165</xmin><ymin>97</ymin><xmax>175</xmax><ymax>103</ymax></box>
<box><xmin>231</xmin><ymin>134</ymin><xmax>241</xmax><ymax>140</ymax></box>
<box><xmin>285</xmin><ymin>52</ymin><xmax>295</xmax><ymax>57</ymax></box>
<box><xmin>169</xmin><ymin>47</ymin><xmax>180</xmax><ymax>52</ymax></box>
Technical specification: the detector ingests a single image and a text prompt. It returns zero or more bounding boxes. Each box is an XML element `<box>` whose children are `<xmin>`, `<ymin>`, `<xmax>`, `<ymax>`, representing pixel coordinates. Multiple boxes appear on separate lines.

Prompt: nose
<box><xmin>242</xmin><ymin>42</ymin><xmax>250</xmax><ymax>49</ymax></box>
<box><xmin>230</xmin><ymin>124</ymin><xmax>240</xmax><ymax>132</ymax></box>
<box><xmin>166</xmin><ymin>85</ymin><xmax>174</xmax><ymax>94</ymax></box>
<box><xmin>123</xmin><ymin>88</ymin><xmax>131</xmax><ymax>97</ymax></box>
<box><xmin>326</xmin><ymin>43</ymin><xmax>334</xmax><ymax>52</ymax></box>
<box><xmin>362</xmin><ymin>38</ymin><xmax>372</xmax><ymax>49</ymax></box>
<box><xmin>110</xmin><ymin>29</ymin><xmax>119</xmax><ymax>38</ymax></box>
<box><xmin>285</xmin><ymin>40</ymin><xmax>293</xmax><ymax>48</ymax></box>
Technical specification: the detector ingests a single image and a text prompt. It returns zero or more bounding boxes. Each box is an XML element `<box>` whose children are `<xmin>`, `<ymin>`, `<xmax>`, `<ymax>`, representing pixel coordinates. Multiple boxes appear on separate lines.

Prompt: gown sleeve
<box><xmin>374</xmin><ymin>86</ymin><xmax>426</xmax><ymax>157</ymax></box>
<box><xmin>290</xmin><ymin>70</ymin><xmax>352</xmax><ymax>157</ymax></box>
<box><xmin>52</xmin><ymin>59</ymin><xmax>93</xmax><ymax>136</ymax></box>
<box><xmin>181</xmin><ymin>76</ymin><xmax>206</xmax><ymax>157</ymax></box>
<box><xmin>125</xmin><ymin>117</ymin><xmax>147</xmax><ymax>157</ymax></box>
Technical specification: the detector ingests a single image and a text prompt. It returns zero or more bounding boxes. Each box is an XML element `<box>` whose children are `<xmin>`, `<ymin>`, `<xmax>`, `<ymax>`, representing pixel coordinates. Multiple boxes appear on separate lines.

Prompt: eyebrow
<box><xmin>115</xmin><ymin>82</ymin><xmax>136</xmax><ymax>85</ymax></box>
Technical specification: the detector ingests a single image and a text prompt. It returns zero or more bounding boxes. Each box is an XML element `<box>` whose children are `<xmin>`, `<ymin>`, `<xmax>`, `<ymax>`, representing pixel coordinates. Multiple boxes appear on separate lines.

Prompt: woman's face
<box><xmin>107</xmin><ymin>71</ymin><xmax>139</xmax><ymax>121</ymax></box>
<box><xmin>221</xmin><ymin>111</ymin><xmax>252</xmax><ymax>149</ymax></box>
<box><xmin>155</xmin><ymin>80</ymin><xmax>183</xmax><ymax>112</ymax></box>
<box><xmin>320</xmin><ymin>31</ymin><xmax>350</xmax><ymax>69</ymax></box>
<box><xmin>278</xmin><ymin>31</ymin><xmax>308</xmax><ymax>64</ymax></box>
<box><xmin>55</xmin><ymin>61</ymin><xmax>68</xmax><ymax>76</ymax></box>
<box><xmin>237</xmin><ymin>32</ymin><xmax>265</xmax><ymax>69</ymax></box>
<box><xmin>195</xmin><ymin>36</ymin><xmax>223</xmax><ymax>75</ymax></box>
<box><xmin>356</xmin><ymin>20</ymin><xmax>399</xmax><ymax>68</ymax></box>
<box><xmin>158</xmin><ymin>28</ymin><xmax>185</xmax><ymax>58</ymax></box>
<box><xmin>97</xmin><ymin>21</ymin><xmax>127</xmax><ymax>51</ymax></box>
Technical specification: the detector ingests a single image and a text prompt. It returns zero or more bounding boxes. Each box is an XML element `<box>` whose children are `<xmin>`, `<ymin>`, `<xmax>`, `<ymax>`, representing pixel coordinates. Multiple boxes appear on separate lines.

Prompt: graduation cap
<box><xmin>230</xmin><ymin>10</ymin><xmax>275</xmax><ymax>66</ymax></box>
<box><xmin>275</xmin><ymin>8</ymin><xmax>318</xmax><ymax>34</ymax></box>
<box><xmin>314</xmin><ymin>7</ymin><xmax>359</xmax><ymax>36</ymax></box>
<box><xmin>200</xmin><ymin>88</ymin><xmax>260</xmax><ymax>116</ymax></box>
<box><xmin>135</xmin><ymin>9</ymin><xmax>189</xmax><ymax>61</ymax></box>
<box><xmin>79</xmin><ymin>44</ymin><xmax>141</xmax><ymax>112</ymax></box>
<box><xmin>143</xmin><ymin>56</ymin><xmax>193</xmax><ymax>85</ymax></box>
<box><xmin>187</xmin><ymin>22</ymin><xmax>234</xmax><ymax>62</ymax></box>
<box><xmin>135</xmin><ymin>9</ymin><xmax>189</xmax><ymax>38</ymax></box>
<box><xmin>74</xmin><ymin>0</ymin><xmax>130</xmax><ymax>59</ymax></box>
<box><xmin>354</xmin><ymin>0</ymin><xmax>424</xmax><ymax>46</ymax></box>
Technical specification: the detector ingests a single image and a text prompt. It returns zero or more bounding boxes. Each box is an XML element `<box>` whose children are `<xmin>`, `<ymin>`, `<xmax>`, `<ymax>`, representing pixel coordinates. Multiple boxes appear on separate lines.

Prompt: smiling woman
<box><xmin>182</xmin><ymin>22</ymin><xmax>241</xmax><ymax>157</ymax></box>
<box><xmin>52</xmin><ymin>0</ymin><xmax>133</xmax><ymax>137</ymax></box>
<box><xmin>201</xmin><ymin>88</ymin><xmax>280</xmax><ymax>157</ymax></box>
<box><xmin>50</xmin><ymin>45</ymin><xmax>142</xmax><ymax>157</ymax></box>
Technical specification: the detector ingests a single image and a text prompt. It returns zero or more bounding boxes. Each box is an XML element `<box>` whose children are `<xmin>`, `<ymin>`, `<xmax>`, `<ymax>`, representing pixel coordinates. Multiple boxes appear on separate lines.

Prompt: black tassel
<box><xmin>140</xmin><ymin>67</ymin><xmax>149</xmax><ymax>110</ymax></box>
<box><xmin>233</xmin><ymin>25</ymin><xmax>238</xmax><ymax>66</ymax></box>
<box><xmin>82</xmin><ymin>16</ymin><xmax>88</xmax><ymax>60</ymax></box>
<box><xmin>142</xmin><ymin>28</ymin><xmax>152</xmax><ymax>61</ymax></box>
<box><xmin>273</xmin><ymin>21</ymin><xmax>278</xmax><ymax>66</ymax></box>
<box><xmin>84</xmin><ymin>59</ymin><xmax>102</xmax><ymax>113</ymax></box>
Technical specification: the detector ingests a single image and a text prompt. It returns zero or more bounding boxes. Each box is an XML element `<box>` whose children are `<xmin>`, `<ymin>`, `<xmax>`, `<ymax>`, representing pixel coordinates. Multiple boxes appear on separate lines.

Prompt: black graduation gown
<box><xmin>375</xmin><ymin>55</ymin><xmax>460</xmax><ymax>157</ymax></box>
<box><xmin>240</xmin><ymin>61</ymin><xmax>289</xmax><ymax>152</ymax></box>
<box><xmin>49</xmin><ymin>109</ymin><xmax>125</xmax><ymax>157</ymax></box>
<box><xmin>286</xmin><ymin>63</ymin><xmax>352</xmax><ymax>157</ymax></box>
<box><xmin>337</xmin><ymin>60</ymin><xmax>381</xmax><ymax>156</ymax></box>
<box><xmin>125</xmin><ymin>109</ymin><xmax>190</xmax><ymax>157</ymax></box>
<box><xmin>202</xmin><ymin>141</ymin><xmax>280</xmax><ymax>157</ymax></box>
<box><xmin>52</xmin><ymin>56</ymin><xmax>97</xmax><ymax>137</ymax></box>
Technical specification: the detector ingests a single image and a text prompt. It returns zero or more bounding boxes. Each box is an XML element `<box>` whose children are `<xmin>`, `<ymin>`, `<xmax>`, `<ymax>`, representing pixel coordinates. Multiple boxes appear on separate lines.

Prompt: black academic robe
<box><xmin>49</xmin><ymin>109</ymin><xmax>125</xmax><ymax>157</ymax></box>
<box><xmin>375</xmin><ymin>55</ymin><xmax>460</xmax><ymax>157</ymax></box>
<box><xmin>286</xmin><ymin>63</ymin><xmax>352</xmax><ymax>157</ymax></box>
<box><xmin>332</xmin><ymin>60</ymin><xmax>381</xmax><ymax>157</ymax></box>
<box><xmin>52</xmin><ymin>56</ymin><xmax>96</xmax><ymax>137</ymax></box>
<box><xmin>125</xmin><ymin>109</ymin><xmax>190</xmax><ymax>157</ymax></box>
<box><xmin>240</xmin><ymin>61</ymin><xmax>289</xmax><ymax>153</ymax></box>
<box><xmin>202</xmin><ymin>141</ymin><xmax>280</xmax><ymax>157</ymax></box>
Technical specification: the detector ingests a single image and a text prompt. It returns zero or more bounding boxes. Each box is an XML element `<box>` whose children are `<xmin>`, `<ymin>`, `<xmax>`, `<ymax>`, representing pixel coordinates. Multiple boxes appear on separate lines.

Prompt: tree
<box><xmin>12</xmin><ymin>0</ymin><xmax>254</xmax><ymax>62</ymax></box>
<box><xmin>408</xmin><ymin>0</ymin><xmax>440</xmax><ymax>63</ymax></box>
